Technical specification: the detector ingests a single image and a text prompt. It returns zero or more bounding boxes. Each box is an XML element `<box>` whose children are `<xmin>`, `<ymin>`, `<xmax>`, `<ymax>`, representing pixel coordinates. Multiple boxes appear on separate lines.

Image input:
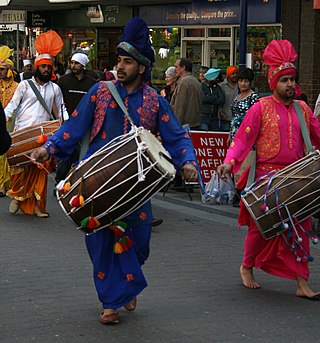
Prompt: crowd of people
<box><xmin>1</xmin><ymin>16</ymin><xmax>320</xmax><ymax>327</ymax></box>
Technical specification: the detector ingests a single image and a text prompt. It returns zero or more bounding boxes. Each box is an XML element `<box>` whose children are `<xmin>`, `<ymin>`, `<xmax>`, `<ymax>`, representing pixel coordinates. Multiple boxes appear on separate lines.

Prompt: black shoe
<box><xmin>232</xmin><ymin>190</ymin><xmax>241</xmax><ymax>207</ymax></box>
<box><xmin>152</xmin><ymin>218</ymin><xmax>163</xmax><ymax>227</ymax></box>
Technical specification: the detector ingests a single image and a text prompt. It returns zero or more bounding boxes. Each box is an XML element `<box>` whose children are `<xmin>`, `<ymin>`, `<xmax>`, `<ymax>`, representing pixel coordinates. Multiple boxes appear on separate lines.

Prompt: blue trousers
<box><xmin>85</xmin><ymin>201</ymin><xmax>152</xmax><ymax>309</ymax></box>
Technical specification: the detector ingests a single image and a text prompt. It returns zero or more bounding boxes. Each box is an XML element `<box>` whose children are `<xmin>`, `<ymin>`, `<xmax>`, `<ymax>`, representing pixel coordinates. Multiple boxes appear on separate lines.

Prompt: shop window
<box><xmin>98</xmin><ymin>28</ymin><xmax>123</xmax><ymax>72</ymax></box>
<box><xmin>150</xmin><ymin>28</ymin><xmax>181</xmax><ymax>91</ymax></box>
<box><xmin>186</xmin><ymin>41</ymin><xmax>202</xmax><ymax>79</ymax></box>
<box><xmin>235</xmin><ymin>26</ymin><xmax>281</xmax><ymax>95</ymax></box>
<box><xmin>58</xmin><ymin>28</ymin><xmax>97</xmax><ymax>70</ymax></box>
<box><xmin>208</xmin><ymin>27</ymin><xmax>231</xmax><ymax>38</ymax></box>
<box><xmin>184</xmin><ymin>28</ymin><xmax>205</xmax><ymax>37</ymax></box>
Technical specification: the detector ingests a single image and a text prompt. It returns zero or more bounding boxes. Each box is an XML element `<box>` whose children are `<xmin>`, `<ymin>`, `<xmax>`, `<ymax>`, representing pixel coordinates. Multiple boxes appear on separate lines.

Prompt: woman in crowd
<box><xmin>160</xmin><ymin>66</ymin><xmax>177</xmax><ymax>103</ymax></box>
<box><xmin>229</xmin><ymin>68</ymin><xmax>259</xmax><ymax>142</ymax></box>
<box><xmin>229</xmin><ymin>68</ymin><xmax>259</xmax><ymax>206</ymax></box>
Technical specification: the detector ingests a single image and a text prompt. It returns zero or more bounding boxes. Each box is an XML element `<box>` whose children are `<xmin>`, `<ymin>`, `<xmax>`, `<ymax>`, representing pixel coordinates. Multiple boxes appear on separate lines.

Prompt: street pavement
<box><xmin>1</xmin><ymin>180</ymin><xmax>320</xmax><ymax>343</ymax></box>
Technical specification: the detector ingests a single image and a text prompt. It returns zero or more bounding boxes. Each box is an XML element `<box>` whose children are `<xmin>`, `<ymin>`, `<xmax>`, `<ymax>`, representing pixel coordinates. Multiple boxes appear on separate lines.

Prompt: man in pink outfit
<box><xmin>217</xmin><ymin>40</ymin><xmax>320</xmax><ymax>299</ymax></box>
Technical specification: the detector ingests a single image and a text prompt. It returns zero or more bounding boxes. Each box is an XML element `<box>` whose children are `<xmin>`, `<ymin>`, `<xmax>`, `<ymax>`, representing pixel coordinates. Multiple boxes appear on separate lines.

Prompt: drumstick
<box><xmin>22</xmin><ymin>153</ymin><xmax>56</xmax><ymax>182</ymax></box>
<box><xmin>159</xmin><ymin>151</ymin><xmax>183</xmax><ymax>173</ymax></box>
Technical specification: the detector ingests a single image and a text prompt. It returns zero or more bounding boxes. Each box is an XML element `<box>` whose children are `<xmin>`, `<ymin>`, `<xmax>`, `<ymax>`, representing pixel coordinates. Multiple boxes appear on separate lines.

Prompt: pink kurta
<box><xmin>225</xmin><ymin>95</ymin><xmax>320</xmax><ymax>281</ymax></box>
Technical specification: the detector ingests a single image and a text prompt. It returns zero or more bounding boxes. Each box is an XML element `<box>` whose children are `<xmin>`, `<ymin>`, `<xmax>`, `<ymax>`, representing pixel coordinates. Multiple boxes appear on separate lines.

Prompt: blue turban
<box><xmin>117</xmin><ymin>17</ymin><xmax>155</xmax><ymax>82</ymax></box>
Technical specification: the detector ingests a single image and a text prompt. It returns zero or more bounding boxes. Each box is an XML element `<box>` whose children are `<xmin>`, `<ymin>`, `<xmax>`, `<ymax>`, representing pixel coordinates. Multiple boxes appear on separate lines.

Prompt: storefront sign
<box><xmin>27</xmin><ymin>11</ymin><xmax>51</xmax><ymax>27</ymax></box>
<box><xmin>139</xmin><ymin>0</ymin><xmax>281</xmax><ymax>26</ymax></box>
<box><xmin>50</xmin><ymin>5</ymin><xmax>132</xmax><ymax>28</ymax></box>
<box><xmin>190</xmin><ymin>131</ymin><xmax>229</xmax><ymax>183</ymax></box>
<box><xmin>0</xmin><ymin>10</ymin><xmax>25</xmax><ymax>24</ymax></box>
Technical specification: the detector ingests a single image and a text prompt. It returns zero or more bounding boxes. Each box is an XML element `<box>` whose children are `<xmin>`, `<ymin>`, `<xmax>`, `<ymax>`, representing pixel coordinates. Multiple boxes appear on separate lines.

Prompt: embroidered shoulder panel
<box><xmin>256</xmin><ymin>96</ymin><xmax>280</xmax><ymax>159</ymax></box>
<box><xmin>140</xmin><ymin>84</ymin><xmax>159</xmax><ymax>133</ymax></box>
<box><xmin>90</xmin><ymin>82</ymin><xmax>113</xmax><ymax>141</ymax></box>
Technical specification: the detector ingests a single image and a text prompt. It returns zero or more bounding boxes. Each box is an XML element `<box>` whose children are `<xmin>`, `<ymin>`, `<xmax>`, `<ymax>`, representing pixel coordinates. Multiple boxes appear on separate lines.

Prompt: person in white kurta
<box><xmin>5</xmin><ymin>37</ymin><xmax>68</xmax><ymax>218</ymax></box>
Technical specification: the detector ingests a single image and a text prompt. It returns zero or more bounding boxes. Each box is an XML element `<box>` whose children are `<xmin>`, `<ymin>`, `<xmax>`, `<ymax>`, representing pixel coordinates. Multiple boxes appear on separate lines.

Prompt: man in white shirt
<box><xmin>5</xmin><ymin>30</ymin><xmax>68</xmax><ymax>218</ymax></box>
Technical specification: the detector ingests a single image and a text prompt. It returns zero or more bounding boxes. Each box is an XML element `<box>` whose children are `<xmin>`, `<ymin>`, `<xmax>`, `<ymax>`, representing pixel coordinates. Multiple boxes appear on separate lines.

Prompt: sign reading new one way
<box><xmin>190</xmin><ymin>131</ymin><xmax>229</xmax><ymax>183</ymax></box>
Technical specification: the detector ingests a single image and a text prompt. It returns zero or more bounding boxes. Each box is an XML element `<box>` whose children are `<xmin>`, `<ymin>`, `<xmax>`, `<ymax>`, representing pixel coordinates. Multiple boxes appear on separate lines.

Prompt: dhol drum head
<box><xmin>138</xmin><ymin>129</ymin><xmax>175</xmax><ymax>177</ymax></box>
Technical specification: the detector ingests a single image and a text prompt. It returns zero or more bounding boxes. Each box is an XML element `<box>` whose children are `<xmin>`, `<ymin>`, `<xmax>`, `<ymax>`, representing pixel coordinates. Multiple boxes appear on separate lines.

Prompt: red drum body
<box><xmin>58</xmin><ymin>127</ymin><xmax>176</xmax><ymax>234</ymax></box>
<box><xmin>241</xmin><ymin>150</ymin><xmax>320</xmax><ymax>239</ymax></box>
<box><xmin>7</xmin><ymin>120</ymin><xmax>61</xmax><ymax>167</ymax></box>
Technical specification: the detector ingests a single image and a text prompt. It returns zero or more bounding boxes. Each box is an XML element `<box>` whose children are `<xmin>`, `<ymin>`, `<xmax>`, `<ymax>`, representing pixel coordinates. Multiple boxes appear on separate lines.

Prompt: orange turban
<box><xmin>34</xmin><ymin>30</ymin><xmax>63</xmax><ymax>80</ymax></box>
<box><xmin>263</xmin><ymin>40</ymin><xmax>297</xmax><ymax>90</ymax></box>
<box><xmin>226</xmin><ymin>65</ymin><xmax>238</xmax><ymax>78</ymax></box>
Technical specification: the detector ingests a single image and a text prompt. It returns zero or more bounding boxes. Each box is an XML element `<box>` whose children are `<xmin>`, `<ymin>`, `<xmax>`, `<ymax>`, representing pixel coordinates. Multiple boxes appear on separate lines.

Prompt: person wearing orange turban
<box><xmin>218</xmin><ymin>39</ymin><xmax>320</xmax><ymax>299</ymax></box>
<box><xmin>5</xmin><ymin>30</ymin><xmax>68</xmax><ymax>218</ymax></box>
<box><xmin>220</xmin><ymin>65</ymin><xmax>239</xmax><ymax>131</ymax></box>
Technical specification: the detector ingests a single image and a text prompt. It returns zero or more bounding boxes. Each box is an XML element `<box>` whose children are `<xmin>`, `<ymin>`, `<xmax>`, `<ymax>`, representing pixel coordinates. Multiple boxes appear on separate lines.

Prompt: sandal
<box><xmin>99</xmin><ymin>310</ymin><xmax>119</xmax><ymax>325</ymax></box>
<box><xmin>124</xmin><ymin>297</ymin><xmax>137</xmax><ymax>312</ymax></box>
<box><xmin>9</xmin><ymin>200</ymin><xmax>19</xmax><ymax>214</ymax></box>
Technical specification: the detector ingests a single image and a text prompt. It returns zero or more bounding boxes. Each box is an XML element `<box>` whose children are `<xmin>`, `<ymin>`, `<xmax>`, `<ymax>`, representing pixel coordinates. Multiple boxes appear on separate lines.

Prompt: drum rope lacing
<box><xmin>57</xmin><ymin>127</ymin><xmax>174</xmax><ymax>233</ymax></box>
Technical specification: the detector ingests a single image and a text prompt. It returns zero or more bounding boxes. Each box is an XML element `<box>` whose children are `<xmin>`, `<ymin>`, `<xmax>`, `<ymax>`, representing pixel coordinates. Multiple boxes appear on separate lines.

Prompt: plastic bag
<box><xmin>202</xmin><ymin>171</ymin><xmax>235</xmax><ymax>205</ymax></box>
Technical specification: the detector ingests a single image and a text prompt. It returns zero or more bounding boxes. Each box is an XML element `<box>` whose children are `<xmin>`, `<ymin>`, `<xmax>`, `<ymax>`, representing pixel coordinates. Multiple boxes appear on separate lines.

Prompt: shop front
<box><xmin>25</xmin><ymin>5</ymin><xmax>132</xmax><ymax>73</ymax></box>
<box><xmin>0</xmin><ymin>10</ymin><xmax>26</xmax><ymax>71</ymax></box>
<box><xmin>140</xmin><ymin>0</ymin><xmax>281</xmax><ymax>94</ymax></box>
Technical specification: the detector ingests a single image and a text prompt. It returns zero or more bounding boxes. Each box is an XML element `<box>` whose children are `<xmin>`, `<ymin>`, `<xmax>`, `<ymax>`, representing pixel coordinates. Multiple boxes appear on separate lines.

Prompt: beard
<box><xmin>34</xmin><ymin>68</ymin><xmax>51</xmax><ymax>83</ymax></box>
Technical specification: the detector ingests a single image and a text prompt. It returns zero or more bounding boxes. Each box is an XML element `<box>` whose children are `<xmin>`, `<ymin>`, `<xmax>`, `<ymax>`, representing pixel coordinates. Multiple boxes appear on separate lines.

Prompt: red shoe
<box><xmin>99</xmin><ymin>310</ymin><xmax>119</xmax><ymax>325</ymax></box>
<box><xmin>124</xmin><ymin>297</ymin><xmax>137</xmax><ymax>311</ymax></box>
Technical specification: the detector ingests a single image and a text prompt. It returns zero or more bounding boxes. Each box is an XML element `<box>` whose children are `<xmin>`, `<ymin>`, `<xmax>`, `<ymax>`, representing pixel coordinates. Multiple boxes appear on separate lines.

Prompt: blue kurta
<box><xmin>45</xmin><ymin>81</ymin><xmax>196</xmax><ymax>309</ymax></box>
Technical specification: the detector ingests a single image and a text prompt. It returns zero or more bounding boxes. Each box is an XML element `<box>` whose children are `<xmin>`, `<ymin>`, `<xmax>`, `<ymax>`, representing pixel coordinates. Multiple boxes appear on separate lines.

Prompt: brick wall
<box><xmin>282</xmin><ymin>0</ymin><xmax>320</xmax><ymax>109</ymax></box>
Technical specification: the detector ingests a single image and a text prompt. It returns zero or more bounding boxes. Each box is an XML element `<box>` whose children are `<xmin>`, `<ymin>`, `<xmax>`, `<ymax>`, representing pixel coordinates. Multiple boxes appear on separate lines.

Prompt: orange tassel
<box><xmin>64</xmin><ymin>182</ymin><xmax>71</xmax><ymax>192</ymax></box>
<box><xmin>37</xmin><ymin>134</ymin><xmax>48</xmax><ymax>144</ymax></box>
<box><xmin>114</xmin><ymin>242</ymin><xmax>124</xmax><ymax>254</ymax></box>
<box><xmin>79</xmin><ymin>195</ymin><xmax>85</xmax><ymax>206</ymax></box>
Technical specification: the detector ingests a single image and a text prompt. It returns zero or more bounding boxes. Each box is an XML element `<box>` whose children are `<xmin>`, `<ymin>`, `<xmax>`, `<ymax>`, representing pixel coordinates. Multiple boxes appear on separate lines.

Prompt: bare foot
<box><xmin>296</xmin><ymin>275</ymin><xmax>320</xmax><ymax>299</ymax></box>
<box><xmin>240</xmin><ymin>265</ymin><xmax>261</xmax><ymax>289</ymax></box>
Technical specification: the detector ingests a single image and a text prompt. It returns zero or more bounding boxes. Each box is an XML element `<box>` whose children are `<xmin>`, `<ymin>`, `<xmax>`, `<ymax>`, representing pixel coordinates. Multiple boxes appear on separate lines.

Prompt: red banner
<box><xmin>190</xmin><ymin>131</ymin><xmax>229</xmax><ymax>183</ymax></box>
<box><xmin>314</xmin><ymin>0</ymin><xmax>320</xmax><ymax>9</ymax></box>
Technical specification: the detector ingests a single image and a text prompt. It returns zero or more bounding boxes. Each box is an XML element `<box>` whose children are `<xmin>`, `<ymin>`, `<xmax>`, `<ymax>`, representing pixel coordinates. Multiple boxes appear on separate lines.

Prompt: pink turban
<box><xmin>263</xmin><ymin>40</ymin><xmax>297</xmax><ymax>90</ymax></box>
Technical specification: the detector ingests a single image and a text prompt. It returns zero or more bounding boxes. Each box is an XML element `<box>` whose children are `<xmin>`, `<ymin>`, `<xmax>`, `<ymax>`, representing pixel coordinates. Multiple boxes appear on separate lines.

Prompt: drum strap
<box><xmin>79</xmin><ymin>81</ymin><xmax>136</xmax><ymax>161</ymax></box>
<box><xmin>293</xmin><ymin>100</ymin><xmax>315</xmax><ymax>154</ymax></box>
<box><xmin>105</xmin><ymin>81</ymin><xmax>135</xmax><ymax>127</ymax></box>
<box><xmin>79</xmin><ymin>81</ymin><xmax>144</xmax><ymax>161</ymax></box>
<box><xmin>27</xmin><ymin>80</ymin><xmax>55</xmax><ymax>121</ymax></box>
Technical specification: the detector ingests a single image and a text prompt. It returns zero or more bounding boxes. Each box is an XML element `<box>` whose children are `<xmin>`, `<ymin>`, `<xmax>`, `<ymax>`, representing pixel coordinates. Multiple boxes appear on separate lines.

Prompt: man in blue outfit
<box><xmin>31</xmin><ymin>17</ymin><xmax>198</xmax><ymax>325</ymax></box>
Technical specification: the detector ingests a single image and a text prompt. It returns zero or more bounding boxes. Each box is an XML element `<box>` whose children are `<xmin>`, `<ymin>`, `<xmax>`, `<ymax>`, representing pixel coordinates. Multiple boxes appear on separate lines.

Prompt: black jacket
<box><xmin>0</xmin><ymin>102</ymin><xmax>11</xmax><ymax>154</ymax></box>
<box><xmin>201</xmin><ymin>82</ymin><xmax>225</xmax><ymax>116</ymax></box>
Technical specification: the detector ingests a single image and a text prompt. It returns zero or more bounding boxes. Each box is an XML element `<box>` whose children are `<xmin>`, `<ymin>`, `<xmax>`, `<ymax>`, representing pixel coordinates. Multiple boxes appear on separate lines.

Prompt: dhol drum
<box><xmin>241</xmin><ymin>150</ymin><xmax>320</xmax><ymax>239</ymax></box>
<box><xmin>7</xmin><ymin>120</ymin><xmax>61</xmax><ymax>167</ymax></box>
<box><xmin>58</xmin><ymin>127</ymin><xmax>176</xmax><ymax>234</ymax></box>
